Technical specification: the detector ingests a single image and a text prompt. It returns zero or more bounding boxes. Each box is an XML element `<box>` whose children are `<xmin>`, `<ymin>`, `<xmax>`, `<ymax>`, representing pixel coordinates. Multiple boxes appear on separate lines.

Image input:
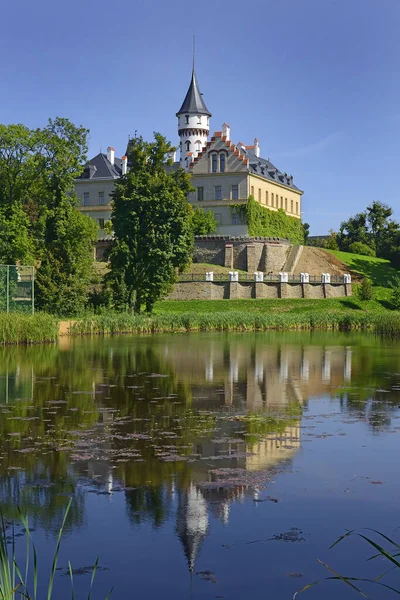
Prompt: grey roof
<box><xmin>244</xmin><ymin>147</ymin><xmax>300</xmax><ymax>191</ymax></box>
<box><xmin>176</xmin><ymin>69</ymin><xmax>211</xmax><ymax>117</ymax></box>
<box><xmin>76</xmin><ymin>153</ymin><xmax>122</xmax><ymax>180</ymax></box>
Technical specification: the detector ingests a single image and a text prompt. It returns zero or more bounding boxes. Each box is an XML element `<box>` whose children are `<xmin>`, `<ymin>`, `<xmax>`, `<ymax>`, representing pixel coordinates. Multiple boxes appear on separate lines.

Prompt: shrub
<box><xmin>389</xmin><ymin>275</ymin><xmax>400</xmax><ymax>310</ymax></box>
<box><xmin>358</xmin><ymin>277</ymin><xmax>374</xmax><ymax>301</ymax></box>
<box><xmin>348</xmin><ymin>241</ymin><xmax>376</xmax><ymax>256</ymax></box>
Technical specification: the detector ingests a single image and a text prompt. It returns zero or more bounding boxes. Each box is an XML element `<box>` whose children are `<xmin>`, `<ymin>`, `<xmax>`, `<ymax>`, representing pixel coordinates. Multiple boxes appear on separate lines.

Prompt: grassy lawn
<box><xmin>155</xmin><ymin>296</ymin><xmax>388</xmax><ymax>315</ymax></box>
<box><xmin>327</xmin><ymin>250</ymin><xmax>398</xmax><ymax>286</ymax></box>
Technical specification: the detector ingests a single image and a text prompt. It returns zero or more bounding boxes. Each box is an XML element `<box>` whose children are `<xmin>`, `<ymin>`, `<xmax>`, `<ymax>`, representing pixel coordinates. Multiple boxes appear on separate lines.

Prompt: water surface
<box><xmin>1</xmin><ymin>332</ymin><xmax>400</xmax><ymax>599</ymax></box>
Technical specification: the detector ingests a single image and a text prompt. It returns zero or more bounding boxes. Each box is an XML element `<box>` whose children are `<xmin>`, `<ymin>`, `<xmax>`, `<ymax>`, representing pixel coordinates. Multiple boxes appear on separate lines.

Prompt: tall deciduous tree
<box><xmin>0</xmin><ymin>118</ymin><xmax>98</xmax><ymax>314</ymax></box>
<box><xmin>35</xmin><ymin>118</ymin><xmax>98</xmax><ymax>314</ymax></box>
<box><xmin>191</xmin><ymin>207</ymin><xmax>217</xmax><ymax>235</ymax></box>
<box><xmin>107</xmin><ymin>133</ymin><xmax>194</xmax><ymax>313</ymax></box>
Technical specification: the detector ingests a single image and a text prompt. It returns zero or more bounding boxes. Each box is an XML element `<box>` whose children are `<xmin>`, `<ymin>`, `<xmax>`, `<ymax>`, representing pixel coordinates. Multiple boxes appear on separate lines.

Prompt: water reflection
<box><xmin>0</xmin><ymin>333</ymin><xmax>400</xmax><ymax>586</ymax></box>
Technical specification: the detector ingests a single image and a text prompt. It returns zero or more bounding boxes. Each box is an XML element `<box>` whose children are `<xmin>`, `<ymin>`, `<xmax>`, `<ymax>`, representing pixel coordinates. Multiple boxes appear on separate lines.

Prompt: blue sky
<box><xmin>1</xmin><ymin>0</ymin><xmax>399</xmax><ymax>234</ymax></box>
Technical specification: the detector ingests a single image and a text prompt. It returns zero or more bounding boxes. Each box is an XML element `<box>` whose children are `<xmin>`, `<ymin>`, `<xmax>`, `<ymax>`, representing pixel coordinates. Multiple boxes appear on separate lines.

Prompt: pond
<box><xmin>1</xmin><ymin>331</ymin><xmax>400</xmax><ymax>599</ymax></box>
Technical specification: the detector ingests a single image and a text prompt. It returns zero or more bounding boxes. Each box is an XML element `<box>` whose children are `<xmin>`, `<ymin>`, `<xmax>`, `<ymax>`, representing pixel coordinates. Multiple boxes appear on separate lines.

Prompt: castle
<box><xmin>75</xmin><ymin>66</ymin><xmax>303</xmax><ymax>245</ymax></box>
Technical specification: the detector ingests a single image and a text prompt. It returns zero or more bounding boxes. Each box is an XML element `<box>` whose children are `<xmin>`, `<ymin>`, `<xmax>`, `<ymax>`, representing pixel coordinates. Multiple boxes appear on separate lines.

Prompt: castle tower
<box><xmin>176</xmin><ymin>67</ymin><xmax>211</xmax><ymax>169</ymax></box>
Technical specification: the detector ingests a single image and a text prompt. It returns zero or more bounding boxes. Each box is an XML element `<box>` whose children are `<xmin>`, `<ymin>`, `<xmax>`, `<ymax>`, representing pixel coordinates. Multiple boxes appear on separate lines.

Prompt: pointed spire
<box><xmin>176</xmin><ymin>68</ymin><xmax>211</xmax><ymax>117</ymax></box>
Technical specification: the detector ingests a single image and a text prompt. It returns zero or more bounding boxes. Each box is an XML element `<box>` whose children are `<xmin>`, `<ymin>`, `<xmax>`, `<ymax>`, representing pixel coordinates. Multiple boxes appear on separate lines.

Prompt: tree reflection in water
<box><xmin>0</xmin><ymin>332</ymin><xmax>399</xmax><ymax>573</ymax></box>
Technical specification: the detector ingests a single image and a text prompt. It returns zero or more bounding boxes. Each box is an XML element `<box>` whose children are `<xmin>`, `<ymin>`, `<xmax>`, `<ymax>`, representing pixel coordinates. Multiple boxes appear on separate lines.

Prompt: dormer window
<box><xmin>197</xmin><ymin>115</ymin><xmax>202</xmax><ymax>125</ymax></box>
<box><xmin>185</xmin><ymin>140</ymin><xmax>191</xmax><ymax>152</ymax></box>
<box><xmin>220</xmin><ymin>153</ymin><xmax>226</xmax><ymax>173</ymax></box>
<box><xmin>212</xmin><ymin>154</ymin><xmax>218</xmax><ymax>173</ymax></box>
<box><xmin>185</xmin><ymin>115</ymin><xmax>189</xmax><ymax>124</ymax></box>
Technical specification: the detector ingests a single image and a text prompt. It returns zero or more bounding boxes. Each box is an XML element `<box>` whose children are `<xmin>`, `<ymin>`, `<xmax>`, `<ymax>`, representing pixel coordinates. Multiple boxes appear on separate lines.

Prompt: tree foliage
<box><xmin>107</xmin><ymin>133</ymin><xmax>194</xmax><ymax>313</ymax></box>
<box><xmin>0</xmin><ymin>118</ymin><xmax>97</xmax><ymax>314</ymax></box>
<box><xmin>191</xmin><ymin>207</ymin><xmax>217</xmax><ymax>236</ymax></box>
<box><xmin>335</xmin><ymin>201</ymin><xmax>400</xmax><ymax>267</ymax></box>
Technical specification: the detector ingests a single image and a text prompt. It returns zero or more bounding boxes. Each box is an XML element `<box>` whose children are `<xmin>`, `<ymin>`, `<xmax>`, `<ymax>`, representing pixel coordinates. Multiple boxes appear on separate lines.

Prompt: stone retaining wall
<box><xmin>168</xmin><ymin>281</ymin><xmax>352</xmax><ymax>301</ymax></box>
<box><xmin>194</xmin><ymin>237</ymin><xmax>291</xmax><ymax>272</ymax></box>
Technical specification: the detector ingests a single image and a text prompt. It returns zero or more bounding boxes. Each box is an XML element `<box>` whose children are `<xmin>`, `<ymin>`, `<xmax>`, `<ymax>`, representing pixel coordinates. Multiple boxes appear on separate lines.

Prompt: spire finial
<box><xmin>192</xmin><ymin>35</ymin><xmax>196</xmax><ymax>72</ymax></box>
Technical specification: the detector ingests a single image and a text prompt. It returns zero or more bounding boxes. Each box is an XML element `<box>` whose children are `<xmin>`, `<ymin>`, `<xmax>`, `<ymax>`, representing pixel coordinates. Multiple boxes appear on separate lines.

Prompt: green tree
<box><xmin>107</xmin><ymin>133</ymin><xmax>194</xmax><ymax>313</ymax></box>
<box><xmin>191</xmin><ymin>206</ymin><xmax>217</xmax><ymax>235</ymax></box>
<box><xmin>337</xmin><ymin>212</ymin><xmax>370</xmax><ymax>251</ymax></box>
<box><xmin>302</xmin><ymin>222</ymin><xmax>310</xmax><ymax>244</ymax></box>
<box><xmin>34</xmin><ymin>118</ymin><xmax>98</xmax><ymax>314</ymax></box>
<box><xmin>35</xmin><ymin>202</ymin><xmax>98</xmax><ymax>315</ymax></box>
<box><xmin>321</xmin><ymin>229</ymin><xmax>339</xmax><ymax>250</ymax></box>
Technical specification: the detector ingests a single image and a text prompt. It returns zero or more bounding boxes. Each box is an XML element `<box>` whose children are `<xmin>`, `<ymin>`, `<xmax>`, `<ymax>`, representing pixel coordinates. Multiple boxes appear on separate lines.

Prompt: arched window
<box><xmin>195</xmin><ymin>140</ymin><xmax>202</xmax><ymax>153</ymax></box>
<box><xmin>220</xmin><ymin>153</ymin><xmax>226</xmax><ymax>173</ymax></box>
<box><xmin>185</xmin><ymin>140</ymin><xmax>191</xmax><ymax>152</ymax></box>
<box><xmin>212</xmin><ymin>154</ymin><xmax>218</xmax><ymax>173</ymax></box>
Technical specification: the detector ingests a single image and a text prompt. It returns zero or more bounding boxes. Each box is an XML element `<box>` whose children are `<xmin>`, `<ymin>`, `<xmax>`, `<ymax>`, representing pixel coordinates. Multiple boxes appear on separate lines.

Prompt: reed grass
<box><xmin>0</xmin><ymin>500</ymin><xmax>113</xmax><ymax>599</ymax></box>
<box><xmin>69</xmin><ymin>310</ymin><xmax>400</xmax><ymax>337</ymax></box>
<box><xmin>295</xmin><ymin>528</ymin><xmax>400</xmax><ymax>598</ymax></box>
<box><xmin>0</xmin><ymin>313</ymin><xmax>59</xmax><ymax>345</ymax></box>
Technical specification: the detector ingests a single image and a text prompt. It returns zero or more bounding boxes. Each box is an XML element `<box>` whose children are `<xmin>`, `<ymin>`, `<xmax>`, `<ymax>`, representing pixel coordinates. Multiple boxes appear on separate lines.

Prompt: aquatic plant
<box><xmin>0</xmin><ymin>500</ymin><xmax>113</xmax><ymax>599</ymax></box>
<box><xmin>69</xmin><ymin>310</ymin><xmax>400</xmax><ymax>337</ymax></box>
<box><xmin>0</xmin><ymin>313</ymin><xmax>58</xmax><ymax>345</ymax></box>
<box><xmin>295</xmin><ymin>529</ymin><xmax>400</xmax><ymax>598</ymax></box>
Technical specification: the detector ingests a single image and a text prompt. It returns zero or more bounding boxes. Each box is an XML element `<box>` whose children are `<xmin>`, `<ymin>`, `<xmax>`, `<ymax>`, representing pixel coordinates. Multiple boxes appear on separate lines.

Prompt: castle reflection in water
<box><xmin>0</xmin><ymin>336</ymin><xmax>356</xmax><ymax>571</ymax></box>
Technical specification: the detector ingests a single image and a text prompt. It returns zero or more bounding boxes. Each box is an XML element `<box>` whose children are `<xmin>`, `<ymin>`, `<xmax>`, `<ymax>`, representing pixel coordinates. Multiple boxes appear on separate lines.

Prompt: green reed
<box><xmin>69</xmin><ymin>310</ymin><xmax>400</xmax><ymax>336</ymax></box>
<box><xmin>0</xmin><ymin>500</ymin><xmax>113</xmax><ymax>599</ymax></box>
<box><xmin>295</xmin><ymin>529</ymin><xmax>400</xmax><ymax>598</ymax></box>
<box><xmin>0</xmin><ymin>313</ymin><xmax>59</xmax><ymax>345</ymax></box>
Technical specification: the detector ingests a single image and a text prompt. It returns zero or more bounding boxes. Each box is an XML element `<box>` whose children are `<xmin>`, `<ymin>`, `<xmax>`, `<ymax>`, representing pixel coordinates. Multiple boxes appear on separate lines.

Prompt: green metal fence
<box><xmin>0</xmin><ymin>265</ymin><xmax>35</xmax><ymax>314</ymax></box>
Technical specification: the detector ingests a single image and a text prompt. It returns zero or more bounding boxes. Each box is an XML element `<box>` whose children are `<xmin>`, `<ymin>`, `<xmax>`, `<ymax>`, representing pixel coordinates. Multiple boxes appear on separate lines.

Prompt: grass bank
<box><xmin>69</xmin><ymin>310</ymin><xmax>400</xmax><ymax>336</ymax></box>
<box><xmin>0</xmin><ymin>313</ymin><xmax>59</xmax><ymax>345</ymax></box>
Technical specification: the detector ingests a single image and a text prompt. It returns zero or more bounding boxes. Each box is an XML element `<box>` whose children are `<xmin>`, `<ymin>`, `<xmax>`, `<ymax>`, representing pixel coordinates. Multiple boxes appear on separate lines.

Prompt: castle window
<box><xmin>291</xmin><ymin>199</ymin><xmax>293</xmax><ymax>213</ymax></box>
<box><xmin>98</xmin><ymin>218</ymin><xmax>105</xmax><ymax>229</ymax></box>
<box><xmin>258</xmin><ymin>188</ymin><xmax>261</xmax><ymax>202</ymax></box>
<box><xmin>265</xmin><ymin>191</ymin><xmax>269</xmax><ymax>205</ymax></box>
<box><xmin>251</xmin><ymin>185</ymin><xmax>254</xmax><ymax>196</ymax></box>
<box><xmin>185</xmin><ymin>115</ymin><xmax>189</xmax><ymax>124</ymax></box>
<box><xmin>296</xmin><ymin>201</ymin><xmax>299</xmax><ymax>215</ymax></box>
<box><xmin>212</xmin><ymin>154</ymin><xmax>218</xmax><ymax>173</ymax></box>
<box><xmin>83</xmin><ymin>192</ymin><xmax>89</xmax><ymax>206</ymax></box>
<box><xmin>232</xmin><ymin>213</ymin><xmax>239</xmax><ymax>225</ymax></box>
<box><xmin>195</xmin><ymin>140</ymin><xmax>202</xmax><ymax>153</ymax></box>
<box><xmin>285</xmin><ymin>198</ymin><xmax>288</xmax><ymax>211</ymax></box>
<box><xmin>280</xmin><ymin>196</ymin><xmax>283</xmax><ymax>208</ymax></box>
<box><xmin>215</xmin><ymin>185</ymin><xmax>222</xmax><ymax>200</ymax></box>
<box><xmin>185</xmin><ymin>140</ymin><xmax>191</xmax><ymax>152</ymax></box>
<box><xmin>231</xmin><ymin>184</ymin><xmax>238</xmax><ymax>200</ymax></box>
<box><xmin>197</xmin><ymin>187</ymin><xmax>204</xmax><ymax>201</ymax></box>
<box><xmin>178</xmin><ymin>116</ymin><xmax>180</xmax><ymax>126</ymax></box>
<box><xmin>220</xmin><ymin>153</ymin><xmax>226</xmax><ymax>172</ymax></box>
<box><xmin>271</xmin><ymin>193</ymin><xmax>274</xmax><ymax>206</ymax></box>
<box><xmin>197</xmin><ymin>115</ymin><xmax>202</xmax><ymax>124</ymax></box>
<box><xmin>207</xmin><ymin>117</ymin><xmax>210</xmax><ymax>127</ymax></box>
<box><xmin>98</xmin><ymin>191</ymin><xmax>105</xmax><ymax>205</ymax></box>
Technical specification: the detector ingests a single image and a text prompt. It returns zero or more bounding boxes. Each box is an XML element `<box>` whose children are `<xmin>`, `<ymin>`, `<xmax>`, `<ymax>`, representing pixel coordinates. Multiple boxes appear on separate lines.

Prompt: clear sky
<box><xmin>1</xmin><ymin>0</ymin><xmax>399</xmax><ymax>234</ymax></box>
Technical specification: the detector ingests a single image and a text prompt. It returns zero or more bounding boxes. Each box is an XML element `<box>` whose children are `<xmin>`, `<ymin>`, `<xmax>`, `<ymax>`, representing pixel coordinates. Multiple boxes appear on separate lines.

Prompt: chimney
<box><xmin>222</xmin><ymin>123</ymin><xmax>230</xmax><ymax>141</ymax></box>
<box><xmin>107</xmin><ymin>146</ymin><xmax>115</xmax><ymax>165</ymax></box>
<box><xmin>254</xmin><ymin>138</ymin><xmax>260</xmax><ymax>158</ymax></box>
<box><xmin>121</xmin><ymin>155</ymin><xmax>127</xmax><ymax>175</ymax></box>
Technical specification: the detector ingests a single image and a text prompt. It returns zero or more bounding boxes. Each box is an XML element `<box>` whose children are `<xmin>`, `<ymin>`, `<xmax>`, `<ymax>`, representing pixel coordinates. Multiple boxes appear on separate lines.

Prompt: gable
<box><xmin>190</xmin><ymin>132</ymin><xmax>249</xmax><ymax>175</ymax></box>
